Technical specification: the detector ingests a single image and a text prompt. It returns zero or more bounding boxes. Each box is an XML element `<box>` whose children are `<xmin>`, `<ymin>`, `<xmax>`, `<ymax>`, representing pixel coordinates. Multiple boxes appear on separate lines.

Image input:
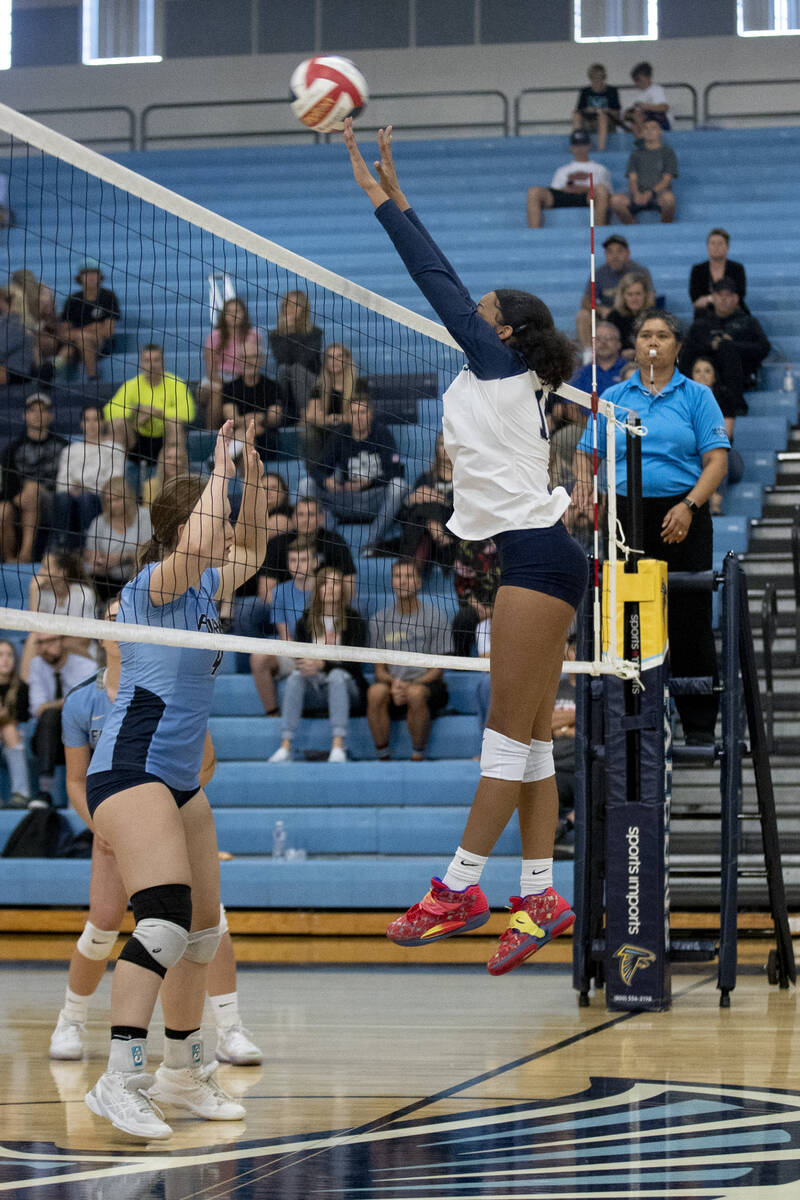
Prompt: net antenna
<box><xmin>588</xmin><ymin>172</ymin><xmax>602</xmax><ymax>666</ymax></box>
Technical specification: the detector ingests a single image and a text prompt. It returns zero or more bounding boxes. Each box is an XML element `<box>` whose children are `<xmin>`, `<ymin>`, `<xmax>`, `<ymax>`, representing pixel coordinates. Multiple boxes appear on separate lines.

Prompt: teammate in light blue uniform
<box><xmin>84</xmin><ymin>420</ymin><xmax>268</xmax><ymax>1141</ymax></box>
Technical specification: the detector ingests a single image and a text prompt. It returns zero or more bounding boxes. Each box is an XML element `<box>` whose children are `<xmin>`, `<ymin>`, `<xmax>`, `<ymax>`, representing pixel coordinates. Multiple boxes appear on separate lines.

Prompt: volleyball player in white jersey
<box><xmin>82</xmin><ymin>420</ymin><xmax>267</xmax><ymax>1139</ymax></box>
<box><xmin>50</xmin><ymin>599</ymin><xmax>262</xmax><ymax>1068</ymax></box>
<box><xmin>344</xmin><ymin>121</ymin><xmax>588</xmax><ymax>975</ymax></box>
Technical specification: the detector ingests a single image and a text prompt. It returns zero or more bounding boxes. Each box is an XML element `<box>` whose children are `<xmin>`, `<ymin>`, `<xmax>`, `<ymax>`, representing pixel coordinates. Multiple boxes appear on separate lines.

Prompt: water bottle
<box><xmin>272</xmin><ymin>820</ymin><xmax>287</xmax><ymax>860</ymax></box>
<box><xmin>782</xmin><ymin>365</ymin><xmax>796</xmax><ymax>393</ymax></box>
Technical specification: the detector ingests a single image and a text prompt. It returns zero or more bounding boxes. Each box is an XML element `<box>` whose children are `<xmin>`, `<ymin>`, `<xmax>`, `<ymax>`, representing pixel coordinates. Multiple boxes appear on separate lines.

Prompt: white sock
<box><xmin>521</xmin><ymin>858</ymin><xmax>553</xmax><ymax>896</ymax></box>
<box><xmin>62</xmin><ymin>986</ymin><xmax>90</xmax><ymax>1025</ymax></box>
<box><xmin>209</xmin><ymin>990</ymin><xmax>240</xmax><ymax>1032</ymax></box>
<box><xmin>442</xmin><ymin>846</ymin><xmax>489</xmax><ymax>891</ymax></box>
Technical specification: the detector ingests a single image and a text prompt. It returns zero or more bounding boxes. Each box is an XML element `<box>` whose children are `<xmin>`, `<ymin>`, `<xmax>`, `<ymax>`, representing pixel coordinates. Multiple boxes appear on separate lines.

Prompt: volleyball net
<box><xmin>0</xmin><ymin>102</ymin><xmax>635</xmax><ymax>680</ymax></box>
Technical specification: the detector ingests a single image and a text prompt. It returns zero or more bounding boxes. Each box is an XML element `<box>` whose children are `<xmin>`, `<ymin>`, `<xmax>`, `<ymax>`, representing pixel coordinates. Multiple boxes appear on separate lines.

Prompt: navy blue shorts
<box><xmin>494</xmin><ymin>522</ymin><xmax>589</xmax><ymax>610</ymax></box>
<box><xmin>86</xmin><ymin>769</ymin><xmax>200</xmax><ymax>817</ymax></box>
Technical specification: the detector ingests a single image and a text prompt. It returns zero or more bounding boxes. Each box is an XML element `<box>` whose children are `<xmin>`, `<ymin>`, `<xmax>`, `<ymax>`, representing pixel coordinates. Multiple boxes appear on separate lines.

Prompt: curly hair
<box><xmin>494</xmin><ymin>289</ymin><xmax>576</xmax><ymax>391</ymax></box>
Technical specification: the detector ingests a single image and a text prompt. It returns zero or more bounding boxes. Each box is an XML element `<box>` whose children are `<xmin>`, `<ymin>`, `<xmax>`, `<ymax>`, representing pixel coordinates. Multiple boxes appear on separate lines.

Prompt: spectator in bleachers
<box><xmin>526</xmin><ymin>131</ymin><xmax>611</xmax><ymax>228</ymax></box>
<box><xmin>317</xmin><ymin>388</ymin><xmax>406</xmax><ymax>545</ymax></box>
<box><xmin>82</xmin><ymin>475</ymin><xmax>152</xmax><ymax>602</ymax></box>
<box><xmin>575</xmin><ymin>234</ymin><xmax>653</xmax><ymax>355</ymax></box>
<box><xmin>572</xmin><ymin>63</ymin><xmax>621</xmax><ymax>152</ymax></box>
<box><xmin>104</xmin><ymin>343</ymin><xmax>195</xmax><ymax>472</ymax></box>
<box><xmin>270</xmin><ymin>536</ymin><xmax>318</xmax><ymax>642</ymax></box>
<box><xmin>302</xmin><ymin>343</ymin><xmax>359</xmax><ymax>468</ymax></box>
<box><xmin>572</xmin><ymin>309</ymin><xmax>730</xmax><ymax>745</ymax></box>
<box><xmin>689</xmin><ymin>228</ymin><xmax>748</xmax><ymax>315</ymax></box>
<box><xmin>569</xmin><ymin>321</ymin><xmax>626</xmax><ymax>393</ymax></box>
<box><xmin>370</xmin><ymin>431</ymin><xmax>455</xmax><ymax>565</ymax></box>
<box><xmin>451</xmin><ymin>538</ymin><xmax>500</xmax><ymax>658</ymax></box>
<box><xmin>9</xmin><ymin>272</ymin><xmax>60</xmax><ymax>383</ymax></box>
<box><xmin>269</xmin><ymin>290</ymin><xmax>323</xmax><ymax>423</ymax></box>
<box><xmin>225</xmin><ymin>350</ymin><xmax>281</xmax><ymax>456</ymax></box>
<box><xmin>0</xmin><ymin>285</ymin><xmax>35</xmax><ymax>386</ymax></box>
<box><xmin>26</xmin><ymin>633</ymin><xmax>95</xmax><ymax>806</ymax></box>
<box><xmin>203</xmin><ymin>297</ymin><xmax>264</xmax><ymax>430</ymax></box>
<box><xmin>248</xmin><ymin>534</ymin><xmax>318</xmax><ymax>719</ymax></box>
<box><xmin>29</xmin><ymin>550</ymin><xmax>97</xmax><ymax>618</ymax></box>
<box><xmin>56</xmin><ymin>260</ymin><xmax>120</xmax><ymax>381</ymax></box>
<box><xmin>622</xmin><ymin>62</ymin><xmax>673</xmax><ymax>137</ymax></box>
<box><xmin>688</xmin><ymin>357</ymin><xmax>745</xmax><ymax>515</ymax></box>
<box><xmin>611</xmin><ymin>118</ymin><xmax>677</xmax><ymax>225</ymax></box>
<box><xmin>681</xmin><ymin>278</ymin><xmax>771</xmax><ymax>404</ymax></box>
<box><xmin>268</xmin><ymin>565</ymin><xmax>368</xmax><ymax>764</ymax></box>
<box><xmin>140</xmin><ymin>434</ymin><xmax>190</xmax><ymax>508</ymax></box>
<box><xmin>263</xmin><ymin>496</ymin><xmax>356</xmax><ymax>598</ymax></box>
<box><xmin>0</xmin><ymin>638</ymin><xmax>32</xmax><ymax>807</ymax></box>
<box><xmin>0</xmin><ymin>393</ymin><xmax>67</xmax><ymax>563</ymax></box>
<box><xmin>368</xmin><ymin>558</ymin><xmax>450</xmax><ymax>762</ymax></box>
<box><xmin>606</xmin><ymin>272</ymin><xmax>656</xmax><ymax>356</ymax></box>
<box><xmin>53</xmin><ymin>405</ymin><xmax>127</xmax><ymax>547</ymax></box>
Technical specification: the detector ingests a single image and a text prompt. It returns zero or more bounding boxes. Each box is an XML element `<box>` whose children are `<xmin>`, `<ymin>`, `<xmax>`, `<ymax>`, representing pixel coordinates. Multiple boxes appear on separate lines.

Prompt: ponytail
<box><xmin>494</xmin><ymin>288</ymin><xmax>576</xmax><ymax>392</ymax></box>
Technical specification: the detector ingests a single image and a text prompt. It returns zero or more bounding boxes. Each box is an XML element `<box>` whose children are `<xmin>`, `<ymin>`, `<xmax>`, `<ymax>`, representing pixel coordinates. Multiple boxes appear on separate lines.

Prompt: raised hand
<box><xmin>343</xmin><ymin>117</ymin><xmax>387</xmax><ymax>207</ymax></box>
<box><xmin>213</xmin><ymin>418</ymin><xmax>236</xmax><ymax>480</ymax></box>
<box><xmin>374</xmin><ymin>126</ymin><xmax>408</xmax><ymax>209</ymax></box>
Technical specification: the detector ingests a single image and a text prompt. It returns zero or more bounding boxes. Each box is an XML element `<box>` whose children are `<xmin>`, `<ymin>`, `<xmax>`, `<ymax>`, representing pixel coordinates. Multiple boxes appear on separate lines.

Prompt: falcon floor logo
<box><xmin>615</xmin><ymin>942</ymin><xmax>657</xmax><ymax>985</ymax></box>
<box><xmin>3</xmin><ymin>1078</ymin><xmax>800</xmax><ymax>1197</ymax></box>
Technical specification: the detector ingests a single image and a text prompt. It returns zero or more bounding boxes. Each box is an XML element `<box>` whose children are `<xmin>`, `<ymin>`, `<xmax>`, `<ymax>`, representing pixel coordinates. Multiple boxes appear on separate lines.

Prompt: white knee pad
<box><xmin>183</xmin><ymin>922</ymin><xmax>224</xmax><ymax>964</ymax></box>
<box><xmin>523</xmin><ymin>738</ymin><xmax>555</xmax><ymax>783</ymax></box>
<box><xmin>76</xmin><ymin>921</ymin><xmax>119</xmax><ymax>961</ymax></box>
<box><xmin>480</xmin><ymin>728</ymin><xmax>531</xmax><ymax>781</ymax></box>
<box><xmin>218</xmin><ymin>903</ymin><xmax>228</xmax><ymax>935</ymax></box>
<box><xmin>132</xmin><ymin>918</ymin><xmax>190</xmax><ymax>971</ymax></box>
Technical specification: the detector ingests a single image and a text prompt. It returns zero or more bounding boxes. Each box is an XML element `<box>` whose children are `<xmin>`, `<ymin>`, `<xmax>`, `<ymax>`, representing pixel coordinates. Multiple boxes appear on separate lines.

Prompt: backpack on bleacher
<box><xmin>1</xmin><ymin>806</ymin><xmax>73</xmax><ymax>858</ymax></box>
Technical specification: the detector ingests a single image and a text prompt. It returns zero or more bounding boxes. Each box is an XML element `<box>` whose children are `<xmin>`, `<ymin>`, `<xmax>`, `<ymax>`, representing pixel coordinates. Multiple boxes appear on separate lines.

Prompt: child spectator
<box><xmin>0</xmin><ymin>638</ymin><xmax>32</xmax><ymax>807</ymax></box>
<box><xmin>623</xmin><ymin>62</ymin><xmax>673</xmax><ymax>136</ymax></box>
<box><xmin>572</xmin><ymin>63</ymin><xmax>621</xmax><ymax>151</ymax></box>
<box><xmin>56</xmin><ymin>260</ymin><xmax>120</xmax><ymax>381</ymax></box>
<box><xmin>0</xmin><ymin>393</ymin><xmax>67</xmax><ymax>562</ymax></box>
<box><xmin>367</xmin><ymin>558</ymin><xmax>450</xmax><ymax>761</ymax></box>
<box><xmin>270</xmin><ymin>537</ymin><xmax>318</xmax><ymax>640</ymax></box>
<box><xmin>269</xmin><ymin>290</ymin><xmax>323</xmax><ymax>422</ymax></box>
<box><xmin>606</xmin><ymin>272</ymin><xmax>656</xmax><ymax>356</ymax></box>
<box><xmin>53</xmin><ymin>405</ymin><xmax>127</xmax><ymax>547</ymax></box>
<box><xmin>611</xmin><ymin>118</ymin><xmax>678</xmax><ymax>224</ymax></box>
<box><xmin>82</xmin><ymin>475</ymin><xmax>152</xmax><ymax>601</ymax></box>
<box><xmin>263</xmin><ymin>495</ymin><xmax>356</xmax><ymax>597</ymax></box>
<box><xmin>203</xmin><ymin>298</ymin><xmax>264</xmax><ymax>429</ymax></box>
<box><xmin>269</xmin><ymin>565</ymin><xmax>367</xmax><ymax>764</ymax></box>
<box><xmin>526</xmin><ymin>131</ymin><xmax>611</xmax><ymax>228</ymax></box>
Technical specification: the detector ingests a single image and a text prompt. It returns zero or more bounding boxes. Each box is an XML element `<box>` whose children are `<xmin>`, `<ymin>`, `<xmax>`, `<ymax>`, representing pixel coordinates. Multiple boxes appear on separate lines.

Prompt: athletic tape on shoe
<box><xmin>183</xmin><ymin>922</ymin><xmax>224</xmax><ymax>964</ymax></box>
<box><xmin>218</xmin><ymin>903</ymin><xmax>228</xmax><ymax>935</ymax></box>
<box><xmin>522</xmin><ymin>738</ymin><xmax>555</xmax><ymax>783</ymax></box>
<box><xmin>76</xmin><ymin>921</ymin><xmax>119</xmax><ymax>961</ymax></box>
<box><xmin>128</xmin><ymin>918</ymin><xmax>189</xmax><ymax>971</ymax></box>
<box><xmin>480</xmin><ymin>728</ymin><xmax>531</xmax><ymax>781</ymax></box>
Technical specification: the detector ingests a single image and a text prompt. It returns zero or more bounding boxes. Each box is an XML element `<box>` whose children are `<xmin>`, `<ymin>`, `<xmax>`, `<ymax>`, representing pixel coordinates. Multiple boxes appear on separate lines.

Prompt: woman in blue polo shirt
<box><xmin>574</xmin><ymin>309</ymin><xmax>729</xmax><ymax>744</ymax></box>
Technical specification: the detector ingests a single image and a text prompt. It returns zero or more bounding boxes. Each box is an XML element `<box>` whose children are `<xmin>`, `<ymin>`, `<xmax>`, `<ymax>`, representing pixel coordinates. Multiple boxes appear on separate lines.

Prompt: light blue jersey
<box><xmin>62</xmin><ymin>670</ymin><xmax>114</xmax><ymax>751</ymax></box>
<box><xmin>87</xmin><ymin>563</ymin><xmax>223</xmax><ymax>791</ymax></box>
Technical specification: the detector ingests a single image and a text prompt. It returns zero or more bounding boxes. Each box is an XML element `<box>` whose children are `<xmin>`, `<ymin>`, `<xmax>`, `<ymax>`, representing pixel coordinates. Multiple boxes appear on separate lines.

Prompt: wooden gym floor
<box><xmin>1</xmin><ymin>954</ymin><xmax>799</xmax><ymax>1198</ymax></box>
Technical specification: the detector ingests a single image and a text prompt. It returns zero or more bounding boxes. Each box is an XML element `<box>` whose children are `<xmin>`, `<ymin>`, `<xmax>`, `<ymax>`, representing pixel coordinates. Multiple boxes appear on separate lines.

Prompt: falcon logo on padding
<box><xmin>614</xmin><ymin>943</ymin><xmax>656</xmax><ymax>986</ymax></box>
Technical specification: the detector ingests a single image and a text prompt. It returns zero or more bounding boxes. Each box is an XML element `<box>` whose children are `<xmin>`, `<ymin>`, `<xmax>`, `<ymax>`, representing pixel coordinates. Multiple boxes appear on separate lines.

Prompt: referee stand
<box><xmin>572</xmin><ymin>424</ymin><xmax>795</xmax><ymax>1011</ymax></box>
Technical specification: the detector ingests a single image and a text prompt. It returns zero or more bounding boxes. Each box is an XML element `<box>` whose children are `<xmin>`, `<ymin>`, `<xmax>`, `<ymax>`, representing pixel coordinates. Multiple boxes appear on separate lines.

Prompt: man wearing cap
<box><xmin>104</xmin><ymin>343</ymin><xmax>195</xmax><ymax>469</ymax></box>
<box><xmin>57</xmin><ymin>260</ymin><xmax>121</xmax><ymax>380</ymax></box>
<box><xmin>611</xmin><ymin>118</ymin><xmax>678</xmax><ymax>225</ymax></box>
<box><xmin>682</xmin><ymin>277</ymin><xmax>771</xmax><ymax>406</ymax></box>
<box><xmin>575</xmin><ymin>234</ymin><xmax>654</xmax><ymax>353</ymax></box>
<box><xmin>0</xmin><ymin>393</ymin><xmax>67</xmax><ymax>562</ymax></box>
<box><xmin>526</xmin><ymin>131</ymin><xmax>611</xmax><ymax>228</ymax></box>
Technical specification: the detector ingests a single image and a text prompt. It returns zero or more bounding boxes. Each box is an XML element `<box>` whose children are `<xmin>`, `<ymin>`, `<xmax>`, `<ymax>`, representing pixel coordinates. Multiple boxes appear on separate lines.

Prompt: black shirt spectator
<box><xmin>61</xmin><ymin>285</ymin><xmax>121</xmax><ymax>330</ymax></box>
<box><xmin>0</xmin><ymin>393</ymin><xmax>68</xmax><ymax>562</ymax></box>
<box><xmin>264</xmin><ymin>527</ymin><xmax>356</xmax><ymax>586</ymax></box>
<box><xmin>682</xmin><ymin>278</ymin><xmax>771</xmax><ymax>399</ymax></box>
<box><xmin>689</xmin><ymin>227</ymin><xmax>747</xmax><ymax>314</ymax></box>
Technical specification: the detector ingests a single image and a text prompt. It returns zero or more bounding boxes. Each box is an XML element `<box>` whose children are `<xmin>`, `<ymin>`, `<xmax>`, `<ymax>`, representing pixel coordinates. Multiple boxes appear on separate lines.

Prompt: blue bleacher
<box><xmin>3</xmin><ymin>123</ymin><xmax>800</xmax><ymax>911</ymax></box>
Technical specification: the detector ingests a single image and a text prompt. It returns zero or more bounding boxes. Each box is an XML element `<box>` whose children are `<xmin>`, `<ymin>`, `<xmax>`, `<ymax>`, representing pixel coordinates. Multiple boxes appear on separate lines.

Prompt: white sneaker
<box><xmin>148</xmin><ymin>1061</ymin><xmax>246</xmax><ymax>1120</ymax></box>
<box><xmin>215</xmin><ymin>1025</ymin><xmax>263</xmax><ymax>1066</ymax></box>
<box><xmin>268</xmin><ymin>744</ymin><xmax>292</xmax><ymax>763</ymax></box>
<box><xmin>85</xmin><ymin>1070</ymin><xmax>172</xmax><ymax>1139</ymax></box>
<box><xmin>50</xmin><ymin>1011</ymin><xmax>86</xmax><ymax>1060</ymax></box>
<box><xmin>328</xmin><ymin>746</ymin><xmax>348</xmax><ymax>763</ymax></box>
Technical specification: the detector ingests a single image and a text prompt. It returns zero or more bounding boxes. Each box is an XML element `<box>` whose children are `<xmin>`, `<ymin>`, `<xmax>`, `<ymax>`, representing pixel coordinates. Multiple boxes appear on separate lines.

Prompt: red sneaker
<box><xmin>386</xmin><ymin>877</ymin><xmax>490</xmax><ymax>946</ymax></box>
<box><xmin>487</xmin><ymin>888</ymin><xmax>575</xmax><ymax>976</ymax></box>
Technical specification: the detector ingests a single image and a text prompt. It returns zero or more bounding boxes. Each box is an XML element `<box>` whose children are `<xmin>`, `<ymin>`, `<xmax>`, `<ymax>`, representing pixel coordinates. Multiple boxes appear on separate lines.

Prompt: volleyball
<box><xmin>290</xmin><ymin>55</ymin><xmax>368</xmax><ymax>133</ymax></box>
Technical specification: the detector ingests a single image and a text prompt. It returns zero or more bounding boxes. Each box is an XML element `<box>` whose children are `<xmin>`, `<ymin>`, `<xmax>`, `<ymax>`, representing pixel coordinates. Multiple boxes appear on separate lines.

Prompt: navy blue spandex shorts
<box><xmin>494</xmin><ymin>522</ymin><xmax>589</xmax><ymax>610</ymax></box>
<box><xmin>86</xmin><ymin>769</ymin><xmax>200</xmax><ymax>817</ymax></box>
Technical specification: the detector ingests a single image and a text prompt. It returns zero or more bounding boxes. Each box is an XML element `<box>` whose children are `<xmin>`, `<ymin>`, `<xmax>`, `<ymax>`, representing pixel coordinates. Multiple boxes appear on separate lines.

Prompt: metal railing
<box><xmin>704</xmin><ymin>78</ymin><xmax>800</xmax><ymax>126</ymax></box>
<box><xmin>141</xmin><ymin>90</ymin><xmax>510</xmax><ymax>151</ymax></box>
<box><xmin>0</xmin><ymin>106</ymin><xmax>136</xmax><ymax>152</ymax></box>
<box><xmin>514</xmin><ymin>82</ymin><xmax>699</xmax><ymax>136</ymax></box>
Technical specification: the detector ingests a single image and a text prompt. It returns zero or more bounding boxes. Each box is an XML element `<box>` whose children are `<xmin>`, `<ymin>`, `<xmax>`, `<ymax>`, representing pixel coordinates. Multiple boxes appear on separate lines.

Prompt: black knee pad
<box><xmin>118</xmin><ymin>883</ymin><xmax>193</xmax><ymax>979</ymax></box>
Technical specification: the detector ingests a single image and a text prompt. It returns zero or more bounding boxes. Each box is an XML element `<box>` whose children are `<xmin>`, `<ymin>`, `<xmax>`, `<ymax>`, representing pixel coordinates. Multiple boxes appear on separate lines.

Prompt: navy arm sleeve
<box><xmin>374</xmin><ymin>200</ymin><xmax>525</xmax><ymax>382</ymax></box>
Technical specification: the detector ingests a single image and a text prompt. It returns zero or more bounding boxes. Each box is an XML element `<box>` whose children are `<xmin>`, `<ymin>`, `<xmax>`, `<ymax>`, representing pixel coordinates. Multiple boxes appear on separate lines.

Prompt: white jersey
<box><xmin>442</xmin><ymin>366</ymin><xmax>570</xmax><ymax>541</ymax></box>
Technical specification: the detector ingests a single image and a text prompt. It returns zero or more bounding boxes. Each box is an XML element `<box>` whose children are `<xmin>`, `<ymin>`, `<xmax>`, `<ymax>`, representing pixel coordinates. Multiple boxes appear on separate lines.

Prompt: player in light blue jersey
<box><xmin>50</xmin><ymin>597</ymin><xmax>262</xmax><ymax>1069</ymax></box>
<box><xmin>83</xmin><ymin>420</ymin><xmax>268</xmax><ymax>1140</ymax></box>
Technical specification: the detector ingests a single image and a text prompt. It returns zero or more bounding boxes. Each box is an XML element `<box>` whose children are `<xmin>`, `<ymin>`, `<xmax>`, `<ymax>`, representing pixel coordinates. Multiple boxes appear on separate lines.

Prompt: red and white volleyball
<box><xmin>290</xmin><ymin>56</ymin><xmax>368</xmax><ymax>133</ymax></box>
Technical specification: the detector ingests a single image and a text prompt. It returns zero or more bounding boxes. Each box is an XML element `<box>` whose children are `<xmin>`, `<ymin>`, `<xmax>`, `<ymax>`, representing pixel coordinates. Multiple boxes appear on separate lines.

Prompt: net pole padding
<box><xmin>0</xmin><ymin>101</ymin><xmax>457</xmax><ymax>351</ymax></box>
<box><xmin>0</xmin><ymin>607</ymin><xmax>640</xmax><ymax>678</ymax></box>
<box><xmin>588</xmin><ymin>173</ymin><xmax>602</xmax><ymax>667</ymax></box>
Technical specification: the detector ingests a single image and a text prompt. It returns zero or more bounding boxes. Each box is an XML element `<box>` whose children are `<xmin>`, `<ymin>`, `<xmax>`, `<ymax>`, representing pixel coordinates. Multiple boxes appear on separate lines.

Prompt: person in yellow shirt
<box><xmin>104</xmin><ymin>344</ymin><xmax>195</xmax><ymax>469</ymax></box>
